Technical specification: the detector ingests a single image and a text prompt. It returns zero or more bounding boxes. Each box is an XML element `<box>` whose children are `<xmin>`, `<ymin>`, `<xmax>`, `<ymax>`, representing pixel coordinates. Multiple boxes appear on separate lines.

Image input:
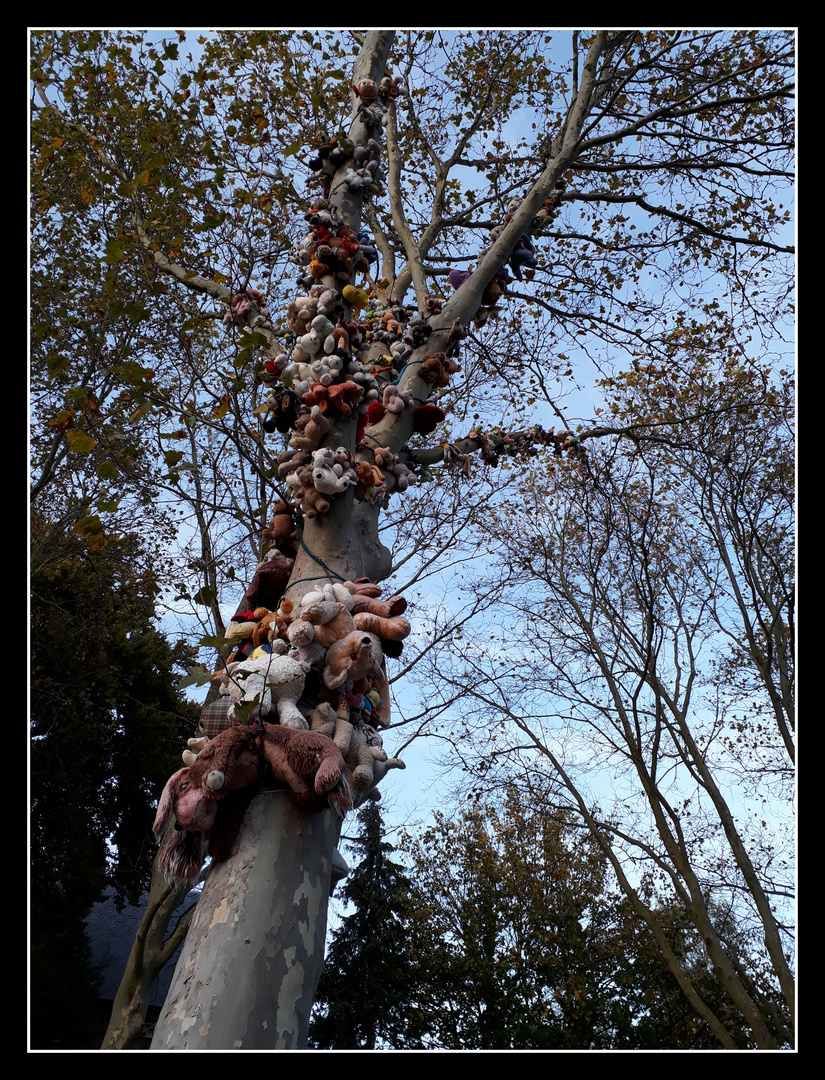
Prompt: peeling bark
<box><xmin>150</xmin><ymin>792</ymin><xmax>341</xmax><ymax>1050</ymax></box>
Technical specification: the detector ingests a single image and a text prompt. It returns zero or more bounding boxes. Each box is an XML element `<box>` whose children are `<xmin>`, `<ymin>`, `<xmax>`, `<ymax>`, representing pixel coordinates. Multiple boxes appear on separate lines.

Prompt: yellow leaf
<box><xmin>66</xmin><ymin>430</ymin><xmax>96</xmax><ymax>452</ymax></box>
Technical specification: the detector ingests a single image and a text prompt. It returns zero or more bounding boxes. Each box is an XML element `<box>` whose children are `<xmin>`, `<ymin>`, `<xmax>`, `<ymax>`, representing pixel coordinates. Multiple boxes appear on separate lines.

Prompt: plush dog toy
<box><xmin>323</xmin><ymin>630</ymin><xmax>392</xmax><ymax>726</ymax></box>
<box><xmin>153</xmin><ymin>722</ymin><xmax>352</xmax><ymax>884</ymax></box>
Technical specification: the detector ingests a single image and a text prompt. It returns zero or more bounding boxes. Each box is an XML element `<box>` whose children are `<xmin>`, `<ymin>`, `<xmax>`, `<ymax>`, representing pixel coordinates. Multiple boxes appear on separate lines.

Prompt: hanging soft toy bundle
<box><xmin>154</xmin><ymin>72</ymin><xmax>431</xmax><ymax>885</ymax></box>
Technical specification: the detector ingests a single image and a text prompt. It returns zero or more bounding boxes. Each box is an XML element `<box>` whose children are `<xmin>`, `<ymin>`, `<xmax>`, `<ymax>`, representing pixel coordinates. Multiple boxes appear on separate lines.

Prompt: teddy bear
<box><xmin>419</xmin><ymin>351</ymin><xmax>461</xmax><ymax>388</ymax></box>
<box><xmin>356</xmin><ymin>229</ymin><xmax>378</xmax><ymax>269</ymax></box>
<box><xmin>242</xmin><ymin>547</ymin><xmax>296</xmax><ymax>614</ymax></box>
<box><xmin>311</xmin><ymin>448</ymin><xmax>358</xmax><ymax>492</ymax></box>
<box><xmin>286</xmin><ymin>294</ymin><xmax>318</xmax><ymax>337</ymax></box>
<box><xmin>250</xmin><ymin>607</ymin><xmax>285</xmax><ymax>653</ymax></box>
<box><xmin>304</xmin><ymin>198</ymin><xmax>335</xmax><ymax>229</ymax></box>
<box><xmin>261</xmin><ymin>499</ymin><xmax>298</xmax><ymax>550</ymax></box>
<box><xmin>224</xmin><ymin>608</ymin><xmax>266</xmax><ymax>646</ymax></box>
<box><xmin>222</xmin><ymin>288</ymin><xmax>266</xmax><ymax>328</ymax></box>
<box><xmin>297</xmin><ymin>594</ymin><xmax>357</xmax><ymax>651</ymax></box>
<box><xmin>312</xmin><ymin>459</ymin><xmax>355</xmax><ymax>497</ymax></box>
<box><xmin>298</xmin><ymin>326</ymin><xmax>326</xmax><ymax>358</ymax></box>
<box><xmin>327</xmin><ymin>380</ymin><xmax>364</xmax><ymax>417</ymax></box>
<box><xmin>315</xmin><ymin>236</ymin><xmax>354</xmax><ymax>280</ymax></box>
<box><xmin>301</xmin><ymin>382</ymin><xmax>333</xmax><ymax>413</ymax></box>
<box><xmin>354</xmin><ymin>460</ymin><xmax>386</xmax><ymax>503</ymax></box>
<box><xmin>308</xmin><ymin>703</ymin><xmax>376</xmax><ymax>793</ymax></box>
<box><xmin>286</xmin><ymin>465</ymin><xmax>332</xmax><ymax>519</ymax></box>
<box><xmin>277</xmin><ymin>448</ymin><xmax>312</xmax><ymax>480</ymax></box>
<box><xmin>342</xmin><ymin>166</ymin><xmax>372</xmax><ymax>192</ymax></box>
<box><xmin>258</xmin><ymin>721</ymin><xmax>351</xmax><ymax>815</ymax></box>
<box><xmin>286</xmin><ymin>617</ymin><xmax>328</xmax><ymax>669</ymax></box>
<box><xmin>331</xmin><ymin>324</ymin><xmax>351</xmax><ymax>354</ymax></box>
<box><xmin>308</xmin><ymin>704</ymin><xmax>404</xmax><ymax>805</ymax></box>
<box><xmin>383</xmin><ymin>455</ymin><xmax>417</xmax><ymax>494</ymax></box>
<box><xmin>448</xmin><ymin>268</ymin><xmax>472</xmax><ymax>292</ymax></box>
<box><xmin>347</xmin><ymin>359</ymin><xmax>381</xmax><ymax>399</ymax></box>
<box><xmin>289</xmin><ymin>406</ymin><xmax>331</xmax><ymax>452</ymax></box>
<box><xmin>342</xmin><ymin>578</ymin><xmax>406</xmax><ymax>617</ymax></box>
<box><xmin>307</xmin><ymin>355</ymin><xmax>339</xmax><ymax>388</ymax></box>
<box><xmin>280</xmin><ymin>355</ymin><xmax>314</xmax><ymax>393</ymax></box>
<box><xmin>377</xmin><ymin>75</ymin><xmax>404</xmax><ymax>101</ymax></box>
<box><xmin>353</xmin><ymin>611</ymin><xmax>411</xmax><ymax>643</ymax></box>
<box><xmin>220</xmin><ymin>652</ymin><xmax>310</xmax><ymax>729</ymax></box>
<box><xmin>411</xmin><ymin>400</ymin><xmax>445</xmax><ymax>435</ymax></box>
<box><xmin>356</xmin><ymin>722</ymin><xmax>406</xmax><ymax>800</ymax></box>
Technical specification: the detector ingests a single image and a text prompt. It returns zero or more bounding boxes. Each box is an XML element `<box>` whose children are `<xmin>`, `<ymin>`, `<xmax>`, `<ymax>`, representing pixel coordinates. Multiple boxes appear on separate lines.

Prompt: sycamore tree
<box><xmin>415</xmin><ymin>352</ymin><xmax>795</xmax><ymax>1048</ymax></box>
<box><xmin>30</xmin><ymin>29</ymin><xmax>794</xmax><ymax>1050</ymax></box>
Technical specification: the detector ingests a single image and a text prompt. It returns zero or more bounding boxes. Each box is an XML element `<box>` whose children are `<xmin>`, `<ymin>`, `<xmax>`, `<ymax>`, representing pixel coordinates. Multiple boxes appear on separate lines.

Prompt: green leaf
<box><xmin>178</xmin><ymin>665</ymin><xmax>214</xmax><ymax>689</ymax></box>
<box><xmin>74</xmin><ymin>515</ymin><xmax>107</xmax><ymax>550</ymax></box>
<box><xmin>66</xmin><ymin>430</ymin><xmax>96</xmax><ymax>452</ymax></box>
<box><xmin>198</xmin><ymin>635</ymin><xmax>228</xmax><ymax>649</ymax></box>
<box><xmin>46</xmin><ymin>354</ymin><xmax>71</xmax><ymax>381</ymax></box>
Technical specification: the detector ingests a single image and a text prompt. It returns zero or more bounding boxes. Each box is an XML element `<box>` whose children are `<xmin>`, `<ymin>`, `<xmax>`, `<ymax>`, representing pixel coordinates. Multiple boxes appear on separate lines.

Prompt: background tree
<box><xmin>30</xmin><ymin>515</ymin><xmax>201</xmax><ymax>1049</ymax></box>
<box><xmin>308</xmin><ymin>804</ymin><xmax>426</xmax><ymax>1049</ymax></box>
<box><xmin>29</xmin><ymin>29</ymin><xmax>794</xmax><ymax>1048</ymax></box>
<box><xmin>416</xmin><ymin>349</ymin><xmax>794</xmax><ymax>1048</ymax></box>
<box><xmin>402</xmin><ymin>789</ymin><xmax>786</xmax><ymax>1049</ymax></box>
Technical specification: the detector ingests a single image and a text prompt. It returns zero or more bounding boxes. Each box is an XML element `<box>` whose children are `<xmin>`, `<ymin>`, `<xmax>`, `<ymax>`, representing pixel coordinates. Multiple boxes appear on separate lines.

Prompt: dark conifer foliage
<box><xmin>30</xmin><ymin>518</ymin><xmax>201</xmax><ymax>1049</ymax></box>
<box><xmin>308</xmin><ymin>804</ymin><xmax>426</xmax><ymax>1049</ymax></box>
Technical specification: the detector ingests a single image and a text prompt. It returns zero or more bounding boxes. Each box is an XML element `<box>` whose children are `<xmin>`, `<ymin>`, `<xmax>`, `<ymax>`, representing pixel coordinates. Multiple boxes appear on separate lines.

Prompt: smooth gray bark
<box><xmin>150</xmin><ymin>791</ymin><xmax>341</xmax><ymax>1050</ymax></box>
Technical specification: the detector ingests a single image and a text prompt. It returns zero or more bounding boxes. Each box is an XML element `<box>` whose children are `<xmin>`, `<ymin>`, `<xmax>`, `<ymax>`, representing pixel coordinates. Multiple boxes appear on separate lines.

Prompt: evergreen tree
<box><xmin>309</xmin><ymin>804</ymin><xmax>426</xmax><ymax>1049</ymax></box>
<box><xmin>30</xmin><ymin>515</ymin><xmax>201</xmax><ymax>1049</ymax></box>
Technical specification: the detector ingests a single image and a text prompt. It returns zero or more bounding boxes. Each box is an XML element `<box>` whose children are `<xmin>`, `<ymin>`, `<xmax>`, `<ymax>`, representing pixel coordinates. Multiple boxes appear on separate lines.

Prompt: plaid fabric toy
<box><xmin>199</xmin><ymin>698</ymin><xmax>237</xmax><ymax>741</ymax></box>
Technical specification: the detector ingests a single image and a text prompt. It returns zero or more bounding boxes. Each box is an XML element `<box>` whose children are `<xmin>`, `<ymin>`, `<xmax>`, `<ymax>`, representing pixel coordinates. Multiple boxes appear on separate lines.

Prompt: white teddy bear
<box><xmin>220</xmin><ymin>653</ymin><xmax>310</xmax><ymax>729</ymax></box>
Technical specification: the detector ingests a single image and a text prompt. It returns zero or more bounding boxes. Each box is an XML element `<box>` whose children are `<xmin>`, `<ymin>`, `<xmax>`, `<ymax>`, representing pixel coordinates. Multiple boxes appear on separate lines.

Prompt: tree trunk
<box><xmin>101</xmin><ymin>836</ymin><xmax>198</xmax><ymax>1050</ymax></box>
<box><xmin>141</xmin><ymin>29</ymin><xmax>589</xmax><ymax>1051</ymax></box>
<box><xmin>150</xmin><ymin>791</ymin><xmax>342</xmax><ymax>1050</ymax></box>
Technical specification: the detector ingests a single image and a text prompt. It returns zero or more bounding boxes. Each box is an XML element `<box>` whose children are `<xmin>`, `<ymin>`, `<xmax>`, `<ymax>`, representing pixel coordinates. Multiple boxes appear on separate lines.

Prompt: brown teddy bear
<box><xmin>261</xmin><ymin>499</ymin><xmax>297</xmax><ymax>551</ymax></box>
<box><xmin>323</xmin><ymin>631</ymin><xmax>391</xmax><ymax>726</ymax></box>
<box><xmin>419</xmin><ymin>351</ymin><xmax>461</xmax><ymax>388</ymax></box>
<box><xmin>289</xmin><ymin>406</ymin><xmax>331</xmax><ymax>452</ymax></box>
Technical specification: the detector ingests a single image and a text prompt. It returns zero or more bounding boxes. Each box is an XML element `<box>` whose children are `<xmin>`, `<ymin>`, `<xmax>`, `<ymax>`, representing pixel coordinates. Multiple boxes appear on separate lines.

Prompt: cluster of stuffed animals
<box><xmin>154</xmin><ymin>571</ymin><xmax>411</xmax><ymax>885</ymax></box>
<box><xmin>462</xmin><ymin>423</ymin><xmax>586</xmax><ymax>468</ymax></box>
<box><xmin>155</xmin><ymin>86</ymin><xmax>576</xmax><ymax>887</ymax></box>
<box><xmin>243</xmin><ymin>122</ymin><xmax>474</xmax><ymax>516</ymax></box>
<box><xmin>446</xmin><ymin>179</ymin><xmax>567</xmax><ymax>325</ymax></box>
